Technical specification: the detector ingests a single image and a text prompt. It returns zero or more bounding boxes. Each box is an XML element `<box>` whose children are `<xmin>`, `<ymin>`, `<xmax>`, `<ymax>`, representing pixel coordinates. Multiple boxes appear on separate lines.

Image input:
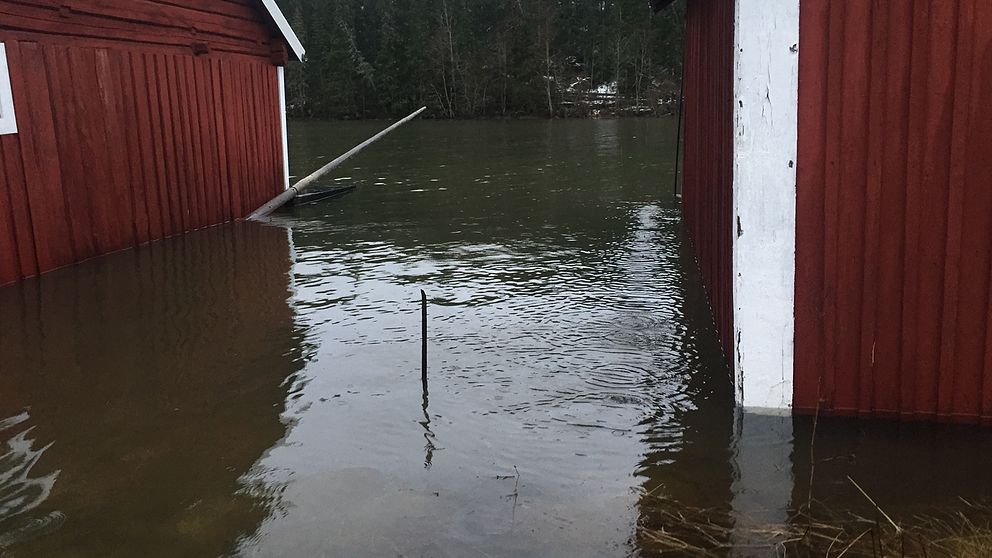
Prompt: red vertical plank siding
<box><xmin>118</xmin><ymin>51</ymin><xmax>151</xmax><ymax>245</ymax></box>
<box><xmin>897</xmin><ymin>0</ymin><xmax>930</xmax><ymax>417</ymax></box>
<box><xmin>957</xmin><ymin>0</ymin><xmax>986</xmax><ymax>419</ymax></box>
<box><xmin>45</xmin><ymin>45</ymin><xmax>93</xmax><ymax>263</ymax></box>
<box><xmin>793</xmin><ymin>0</ymin><xmax>829</xmax><ymax>412</ymax></box>
<box><xmin>181</xmin><ymin>57</ymin><xmax>206</xmax><ymax>231</ymax></box>
<box><xmin>1</xmin><ymin>126</ymin><xmax>40</xmax><ymax>279</ymax></box>
<box><xmin>680</xmin><ymin>0</ymin><xmax>734</xmax><ymax>363</ymax></box>
<box><xmin>71</xmin><ymin>48</ymin><xmax>115</xmax><ymax>255</ymax></box>
<box><xmin>225</xmin><ymin>62</ymin><xmax>243</xmax><ymax>217</ymax></box>
<box><xmin>173</xmin><ymin>55</ymin><xmax>196</xmax><ymax>230</ymax></box>
<box><xmin>0</xmin><ymin>141</ymin><xmax>25</xmax><ymax>284</ymax></box>
<box><xmin>11</xmin><ymin>41</ymin><xmax>75</xmax><ymax>272</ymax></box>
<box><xmin>939</xmin><ymin>1</ymin><xmax>975</xmax><ymax>418</ymax></box>
<box><xmin>165</xmin><ymin>55</ymin><xmax>191</xmax><ymax>232</ymax></box>
<box><xmin>259</xmin><ymin>67</ymin><xmax>278</xmax><ymax>204</ymax></box>
<box><xmin>0</xmin><ymin>32</ymin><xmax>287</xmax><ymax>285</ymax></box>
<box><xmin>264</xmin><ymin>67</ymin><xmax>280</xmax><ymax>196</ymax></box>
<box><xmin>97</xmin><ymin>48</ymin><xmax>139</xmax><ymax>251</ymax></box>
<box><xmin>193</xmin><ymin>60</ymin><xmax>218</xmax><ymax>227</ymax></box>
<box><xmin>137</xmin><ymin>54</ymin><xmax>163</xmax><ymax>236</ymax></box>
<box><xmin>819</xmin><ymin>1</ymin><xmax>846</xmax><ymax>415</ymax></box>
<box><xmin>243</xmin><ymin>63</ymin><xmax>266</xmax><ymax>213</ymax></box>
<box><xmin>857</xmin><ymin>0</ymin><xmax>888</xmax><ymax>416</ymax></box>
<box><xmin>833</xmin><ymin>0</ymin><xmax>870</xmax><ymax>414</ymax></box>
<box><xmin>973</xmin><ymin>0</ymin><xmax>992</xmax><ymax>424</ymax></box>
<box><xmin>914</xmin><ymin>1</ymin><xmax>957</xmax><ymax>418</ymax></box>
<box><xmin>254</xmin><ymin>64</ymin><xmax>275</xmax><ymax>210</ymax></box>
<box><xmin>209</xmin><ymin>60</ymin><xmax>233</xmax><ymax>223</ymax></box>
<box><xmin>796</xmin><ymin>0</ymin><xmax>992</xmax><ymax>423</ymax></box>
<box><xmin>238</xmin><ymin>64</ymin><xmax>258</xmax><ymax>214</ymax></box>
<box><xmin>154</xmin><ymin>54</ymin><xmax>181</xmax><ymax>236</ymax></box>
<box><xmin>871</xmin><ymin>0</ymin><xmax>914</xmax><ymax>418</ymax></box>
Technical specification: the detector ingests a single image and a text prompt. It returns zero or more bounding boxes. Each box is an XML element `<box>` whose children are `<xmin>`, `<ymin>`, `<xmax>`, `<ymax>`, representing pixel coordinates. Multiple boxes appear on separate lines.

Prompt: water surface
<box><xmin>1</xmin><ymin>119</ymin><xmax>991</xmax><ymax>557</ymax></box>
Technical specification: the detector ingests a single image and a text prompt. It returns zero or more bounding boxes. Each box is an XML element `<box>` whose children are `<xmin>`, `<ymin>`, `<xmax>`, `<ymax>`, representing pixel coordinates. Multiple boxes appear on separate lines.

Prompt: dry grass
<box><xmin>637</xmin><ymin>495</ymin><xmax>992</xmax><ymax>557</ymax></box>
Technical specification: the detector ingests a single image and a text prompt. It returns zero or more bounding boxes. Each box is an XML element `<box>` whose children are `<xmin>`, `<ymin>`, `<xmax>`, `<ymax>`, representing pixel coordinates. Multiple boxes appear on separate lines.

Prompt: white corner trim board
<box><xmin>278</xmin><ymin>67</ymin><xmax>290</xmax><ymax>191</ymax></box>
<box><xmin>260</xmin><ymin>0</ymin><xmax>306</xmax><ymax>62</ymax></box>
<box><xmin>732</xmin><ymin>0</ymin><xmax>799</xmax><ymax>409</ymax></box>
<box><xmin>0</xmin><ymin>43</ymin><xmax>18</xmax><ymax>136</ymax></box>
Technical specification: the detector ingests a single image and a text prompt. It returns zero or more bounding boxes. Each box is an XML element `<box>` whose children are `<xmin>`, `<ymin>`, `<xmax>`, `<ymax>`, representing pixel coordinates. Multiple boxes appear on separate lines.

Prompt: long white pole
<box><xmin>249</xmin><ymin>106</ymin><xmax>427</xmax><ymax>220</ymax></box>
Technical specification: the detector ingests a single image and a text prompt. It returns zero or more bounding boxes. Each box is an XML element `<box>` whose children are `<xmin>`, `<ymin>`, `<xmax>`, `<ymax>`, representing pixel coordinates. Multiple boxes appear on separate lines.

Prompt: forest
<box><xmin>274</xmin><ymin>0</ymin><xmax>686</xmax><ymax>119</ymax></box>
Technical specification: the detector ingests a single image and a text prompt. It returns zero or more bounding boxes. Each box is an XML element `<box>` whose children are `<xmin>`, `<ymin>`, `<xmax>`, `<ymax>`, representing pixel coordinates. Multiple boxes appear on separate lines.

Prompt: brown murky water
<box><xmin>1</xmin><ymin>119</ymin><xmax>991</xmax><ymax>557</ymax></box>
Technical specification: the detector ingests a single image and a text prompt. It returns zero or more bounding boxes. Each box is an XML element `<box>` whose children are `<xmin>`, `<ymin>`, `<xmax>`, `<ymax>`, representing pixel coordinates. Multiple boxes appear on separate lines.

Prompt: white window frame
<box><xmin>0</xmin><ymin>43</ymin><xmax>18</xmax><ymax>135</ymax></box>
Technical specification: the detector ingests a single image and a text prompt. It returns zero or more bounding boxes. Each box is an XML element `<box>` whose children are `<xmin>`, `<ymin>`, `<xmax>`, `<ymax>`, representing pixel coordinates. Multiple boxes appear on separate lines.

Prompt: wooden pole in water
<box><xmin>248</xmin><ymin>106</ymin><xmax>428</xmax><ymax>220</ymax></box>
<box><xmin>421</xmin><ymin>290</ymin><xmax>428</xmax><ymax>383</ymax></box>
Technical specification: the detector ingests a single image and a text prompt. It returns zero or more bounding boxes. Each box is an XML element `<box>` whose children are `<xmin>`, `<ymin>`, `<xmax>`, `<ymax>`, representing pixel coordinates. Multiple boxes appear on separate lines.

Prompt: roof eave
<box><xmin>260</xmin><ymin>0</ymin><xmax>306</xmax><ymax>63</ymax></box>
<box><xmin>650</xmin><ymin>0</ymin><xmax>678</xmax><ymax>12</ymax></box>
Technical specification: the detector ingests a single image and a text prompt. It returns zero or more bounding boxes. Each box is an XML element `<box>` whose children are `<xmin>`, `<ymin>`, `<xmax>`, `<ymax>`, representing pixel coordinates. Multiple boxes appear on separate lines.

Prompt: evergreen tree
<box><xmin>275</xmin><ymin>0</ymin><xmax>685</xmax><ymax>119</ymax></box>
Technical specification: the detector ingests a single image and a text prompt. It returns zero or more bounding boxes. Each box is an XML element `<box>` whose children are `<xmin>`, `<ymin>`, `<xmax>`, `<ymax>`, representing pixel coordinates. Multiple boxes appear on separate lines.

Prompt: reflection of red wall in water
<box><xmin>795</xmin><ymin>1</ymin><xmax>992</xmax><ymax>423</ymax></box>
<box><xmin>680</xmin><ymin>0</ymin><xmax>734</xmax><ymax>363</ymax></box>
<box><xmin>0</xmin><ymin>222</ymin><xmax>301</xmax><ymax>555</ymax></box>
<box><xmin>0</xmin><ymin>0</ymin><xmax>289</xmax><ymax>286</ymax></box>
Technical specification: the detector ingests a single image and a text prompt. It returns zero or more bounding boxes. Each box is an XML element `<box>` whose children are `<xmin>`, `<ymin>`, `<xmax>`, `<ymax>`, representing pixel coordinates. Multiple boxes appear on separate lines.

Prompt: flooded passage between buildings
<box><xmin>1</xmin><ymin>119</ymin><xmax>991</xmax><ymax>557</ymax></box>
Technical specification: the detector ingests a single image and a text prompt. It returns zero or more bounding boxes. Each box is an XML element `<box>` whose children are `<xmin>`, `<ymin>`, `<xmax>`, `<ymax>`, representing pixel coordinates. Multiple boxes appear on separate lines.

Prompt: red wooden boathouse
<box><xmin>675</xmin><ymin>0</ymin><xmax>992</xmax><ymax>423</ymax></box>
<box><xmin>0</xmin><ymin>0</ymin><xmax>303</xmax><ymax>286</ymax></box>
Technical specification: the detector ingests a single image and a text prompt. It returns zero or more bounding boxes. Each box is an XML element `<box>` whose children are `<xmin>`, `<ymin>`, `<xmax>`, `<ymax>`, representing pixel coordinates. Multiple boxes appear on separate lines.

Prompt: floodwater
<box><xmin>1</xmin><ymin>119</ymin><xmax>991</xmax><ymax>557</ymax></box>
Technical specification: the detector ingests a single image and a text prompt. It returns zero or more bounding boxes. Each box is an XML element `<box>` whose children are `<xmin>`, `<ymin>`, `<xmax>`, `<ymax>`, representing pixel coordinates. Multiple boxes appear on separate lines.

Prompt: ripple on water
<box><xmin>238</xmin><ymin>119</ymin><xmax>732</xmax><ymax>556</ymax></box>
<box><xmin>278</xmin><ymin>200</ymin><xmax>706</xmax><ymax>465</ymax></box>
<box><xmin>0</xmin><ymin>413</ymin><xmax>62</xmax><ymax>551</ymax></box>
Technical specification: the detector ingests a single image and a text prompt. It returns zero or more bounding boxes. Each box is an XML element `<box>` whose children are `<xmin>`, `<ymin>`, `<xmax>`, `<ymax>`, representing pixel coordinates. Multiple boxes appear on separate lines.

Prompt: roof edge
<box><xmin>650</xmin><ymin>0</ymin><xmax>678</xmax><ymax>12</ymax></box>
<box><xmin>260</xmin><ymin>0</ymin><xmax>305</xmax><ymax>63</ymax></box>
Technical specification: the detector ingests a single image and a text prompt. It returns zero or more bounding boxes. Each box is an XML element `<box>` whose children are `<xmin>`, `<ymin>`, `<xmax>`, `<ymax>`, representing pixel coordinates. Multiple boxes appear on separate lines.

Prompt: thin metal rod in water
<box><xmin>248</xmin><ymin>106</ymin><xmax>428</xmax><ymax>219</ymax></box>
<box><xmin>673</xmin><ymin>11</ymin><xmax>686</xmax><ymax>205</ymax></box>
<box><xmin>421</xmin><ymin>290</ymin><xmax>428</xmax><ymax>384</ymax></box>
